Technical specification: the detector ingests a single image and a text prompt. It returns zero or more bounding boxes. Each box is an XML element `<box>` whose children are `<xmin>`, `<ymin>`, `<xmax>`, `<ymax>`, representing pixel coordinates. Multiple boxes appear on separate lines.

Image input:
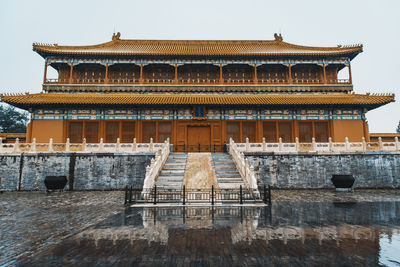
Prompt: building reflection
<box><xmin>17</xmin><ymin>202</ymin><xmax>400</xmax><ymax>266</ymax></box>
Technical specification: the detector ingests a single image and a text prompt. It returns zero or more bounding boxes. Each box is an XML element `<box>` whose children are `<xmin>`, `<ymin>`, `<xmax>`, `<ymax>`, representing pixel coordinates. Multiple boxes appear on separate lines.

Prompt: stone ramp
<box><xmin>155</xmin><ymin>153</ymin><xmax>187</xmax><ymax>190</ymax></box>
<box><xmin>183</xmin><ymin>153</ymin><xmax>218</xmax><ymax>190</ymax></box>
<box><xmin>212</xmin><ymin>153</ymin><xmax>246</xmax><ymax>190</ymax></box>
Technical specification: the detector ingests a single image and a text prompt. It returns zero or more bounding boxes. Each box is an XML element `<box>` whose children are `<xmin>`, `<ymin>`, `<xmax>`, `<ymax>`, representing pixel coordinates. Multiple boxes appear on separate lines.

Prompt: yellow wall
<box><xmin>332</xmin><ymin>120</ymin><xmax>366</xmax><ymax>142</ymax></box>
<box><xmin>31</xmin><ymin>120</ymin><xmax>64</xmax><ymax>143</ymax></box>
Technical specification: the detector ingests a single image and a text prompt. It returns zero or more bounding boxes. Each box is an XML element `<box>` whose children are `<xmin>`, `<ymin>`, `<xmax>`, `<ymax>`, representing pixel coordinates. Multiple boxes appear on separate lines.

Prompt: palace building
<box><xmin>1</xmin><ymin>33</ymin><xmax>394</xmax><ymax>151</ymax></box>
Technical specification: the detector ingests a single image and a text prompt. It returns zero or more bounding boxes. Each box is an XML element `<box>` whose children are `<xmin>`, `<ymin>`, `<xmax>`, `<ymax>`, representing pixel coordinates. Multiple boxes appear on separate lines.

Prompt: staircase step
<box><xmin>163</xmin><ymin>172</ymin><xmax>185</xmax><ymax>175</ymax></box>
<box><xmin>211</xmin><ymin>153</ymin><xmax>248</xmax><ymax>192</ymax></box>
<box><xmin>155</xmin><ymin>153</ymin><xmax>187</xmax><ymax>190</ymax></box>
<box><xmin>218</xmin><ymin>183</ymin><xmax>246</xmax><ymax>189</ymax></box>
<box><xmin>217</xmin><ymin>178</ymin><xmax>243</xmax><ymax>182</ymax></box>
<box><xmin>216</xmin><ymin>172</ymin><xmax>241</xmax><ymax>177</ymax></box>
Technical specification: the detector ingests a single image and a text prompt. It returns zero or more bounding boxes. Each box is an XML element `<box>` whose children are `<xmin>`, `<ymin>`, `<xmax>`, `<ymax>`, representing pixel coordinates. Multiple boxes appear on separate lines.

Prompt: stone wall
<box><xmin>0</xmin><ymin>153</ymin><xmax>154</xmax><ymax>191</ymax></box>
<box><xmin>246</xmin><ymin>152</ymin><xmax>400</xmax><ymax>189</ymax></box>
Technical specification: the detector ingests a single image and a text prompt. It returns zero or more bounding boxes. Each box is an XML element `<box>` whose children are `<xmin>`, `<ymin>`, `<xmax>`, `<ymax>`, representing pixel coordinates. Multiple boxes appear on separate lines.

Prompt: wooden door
<box><xmin>187</xmin><ymin>126</ymin><xmax>211</xmax><ymax>152</ymax></box>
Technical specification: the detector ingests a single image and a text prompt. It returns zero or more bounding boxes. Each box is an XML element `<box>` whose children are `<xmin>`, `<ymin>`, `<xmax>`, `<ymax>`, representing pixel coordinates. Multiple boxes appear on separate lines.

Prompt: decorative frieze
<box><xmin>31</xmin><ymin>108</ymin><xmax>365</xmax><ymax>121</ymax></box>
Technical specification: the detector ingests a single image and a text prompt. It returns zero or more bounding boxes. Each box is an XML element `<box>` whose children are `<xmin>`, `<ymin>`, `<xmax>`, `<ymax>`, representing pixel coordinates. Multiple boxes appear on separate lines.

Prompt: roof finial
<box><xmin>274</xmin><ymin>33</ymin><xmax>283</xmax><ymax>42</ymax></box>
<box><xmin>112</xmin><ymin>32</ymin><xmax>121</xmax><ymax>41</ymax></box>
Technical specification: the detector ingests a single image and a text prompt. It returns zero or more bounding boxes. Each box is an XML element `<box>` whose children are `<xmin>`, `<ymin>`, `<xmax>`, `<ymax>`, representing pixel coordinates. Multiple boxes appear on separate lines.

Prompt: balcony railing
<box><xmin>45</xmin><ymin>78</ymin><xmax>351</xmax><ymax>85</ymax></box>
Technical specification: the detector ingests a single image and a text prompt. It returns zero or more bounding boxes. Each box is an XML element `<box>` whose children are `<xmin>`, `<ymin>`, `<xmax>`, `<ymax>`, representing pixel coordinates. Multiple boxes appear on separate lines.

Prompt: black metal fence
<box><xmin>124</xmin><ymin>184</ymin><xmax>272</xmax><ymax>205</ymax></box>
<box><xmin>174</xmin><ymin>144</ymin><xmax>227</xmax><ymax>153</ymax></box>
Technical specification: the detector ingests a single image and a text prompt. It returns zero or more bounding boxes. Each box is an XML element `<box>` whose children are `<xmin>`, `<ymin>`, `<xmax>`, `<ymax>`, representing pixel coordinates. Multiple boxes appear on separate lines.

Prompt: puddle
<box><xmin>16</xmin><ymin>201</ymin><xmax>400</xmax><ymax>266</ymax></box>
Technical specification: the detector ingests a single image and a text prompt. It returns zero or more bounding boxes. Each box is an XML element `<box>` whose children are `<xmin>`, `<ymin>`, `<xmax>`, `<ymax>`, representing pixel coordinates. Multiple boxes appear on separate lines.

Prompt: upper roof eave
<box><xmin>32</xmin><ymin>37</ymin><xmax>363</xmax><ymax>60</ymax></box>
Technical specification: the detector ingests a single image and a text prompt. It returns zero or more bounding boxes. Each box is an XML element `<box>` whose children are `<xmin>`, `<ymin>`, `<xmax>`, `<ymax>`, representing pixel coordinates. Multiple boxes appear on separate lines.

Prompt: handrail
<box><xmin>141</xmin><ymin>138</ymin><xmax>170</xmax><ymax>194</ymax></box>
<box><xmin>229</xmin><ymin>138</ymin><xmax>259</xmax><ymax>197</ymax></box>
<box><xmin>45</xmin><ymin>78</ymin><xmax>351</xmax><ymax>85</ymax></box>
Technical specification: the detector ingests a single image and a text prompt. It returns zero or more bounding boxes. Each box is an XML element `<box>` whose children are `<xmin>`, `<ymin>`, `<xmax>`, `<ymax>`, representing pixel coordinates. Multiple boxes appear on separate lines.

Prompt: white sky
<box><xmin>0</xmin><ymin>0</ymin><xmax>399</xmax><ymax>132</ymax></box>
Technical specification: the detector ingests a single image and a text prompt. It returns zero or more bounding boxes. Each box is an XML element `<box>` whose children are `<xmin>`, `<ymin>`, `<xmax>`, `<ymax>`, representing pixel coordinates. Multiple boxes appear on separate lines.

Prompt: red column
<box><xmin>254</xmin><ymin>64</ymin><xmax>258</xmax><ymax>84</ymax></box>
<box><xmin>140</xmin><ymin>63</ymin><xmax>143</xmax><ymax>84</ymax></box>
<box><xmin>69</xmin><ymin>63</ymin><xmax>74</xmax><ymax>84</ymax></box>
<box><xmin>322</xmin><ymin>63</ymin><xmax>327</xmax><ymax>84</ymax></box>
<box><xmin>219</xmin><ymin>64</ymin><xmax>223</xmax><ymax>84</ymax></box>
<box><xmin>43</xmin><ymin>62</ymin><xmax>48</xmax><ymax>84</ymax></box>
<box><xmin>105</xmin><ymin>63</ymin><xmax>109</xmax><ymax>84</ymax></box>
<box><xmin>288</xmin><ymin>64</ymin><xmax>292</xmax><ymax>84</ymax></box>
<box><xmin>174</xmin><ymin>64</ymin><xmax>178</xmax><ymax>84</ymax></box>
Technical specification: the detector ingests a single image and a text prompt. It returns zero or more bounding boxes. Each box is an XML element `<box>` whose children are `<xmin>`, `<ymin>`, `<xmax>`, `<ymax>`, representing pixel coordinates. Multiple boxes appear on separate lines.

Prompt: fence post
<box><xmin>345</xmin><ymin>137</ymin><xmax>350</xmax><ymax>151</ymax></box>
<box><xmin>395</xmin><ymin>137</ymin><xmax>400</xmax><ymax>151</ymax></box>
<box><xmin>268</xmin><ymin>185</ymin><xmax>271</xmax><ymax>204</ymax></box>
<box><xmin>81</xmin><ymin>138</ymin><xmax>86</xmax><ymax>152</ymax></box>
<box><xmin>49</xmin><ymin>138</ymin><xmax>54</xmax><ymax>152</ymax></box>
<box><xmin>362</xmin><ymin>137</ymin><xmax>366</xmax><ymax>152</ymax></box>
<box><xmin>246</xmin><ymin>137</ymin><xmax>249</xmax><ymax>151</ymax></box>
<box><xmin>378</xmin><ymin>137</ymin><xmax>383</xmax><ymax>151</ymax></box>
<box><xmin>328</xmin><ymin>137</ymin><xmax>332</xmax><ymax>152</ymax></box>
<box><xmin>278</xmin><ymin>137</ymin><xmax>283</xmax><ymax>151</ymax></box>
<box><xmin>31</xmin><ymin>138</ymin><xmax>36</xmax><ymax>153</ymax></box>
<box><xmin>183</xmin><ymin>185</ymin><xmax>185</xmax><ymax>205</ymax></box>
<box><xmin>240</xmin><ymin>185</ymin><xmax>243</xmax><ymax>205</ymax></box>
<box><xmin>150</xmin><ymin>138</ymin><xmax>154</xmax><ymax>152</ymax></box>
<box><xmin>263</xmin><ymin>185</ymin><xmax>267</xmax><ymax>203</ymax></box>
<box><xmin>13</xmin><ymin>138</ymin><xmax>20</xmax><ymax>153</ymax></box>
<box><xmin>124</xmin><ymin>185</ymin><xmax>128</xmax><ymax>205</ymax></box>
<box><xmin>311</xmin><ymin>137</ymin><xmax>316</xmax><ymax>151</ymax></box>
<box><xmin>132</xmin><ymin>138</ymin><xmax>137</xmax><ymax>152</ymax></box>
<box><xmin>153</xmin><ymin>185</ymin><xmax>157</xmax><ymax>205</ymax></box>
<box><xmin>262</xmin><ymin>137</ymin><xmax>266</xmax><ymax>151</ymax></box>
<box><xmin>211</xmin><ymin>185</ymin><xmax>214</xmax><ymax>206</ymax></box>
<box><xmin>116</xmin><ymin>138</ymin><xmax>120</xmax><ymax>152</ymax></box>
<box><xmin>295</xmin><ymin>137</ymin><xmax>299</xmax><ymax>152</ymax></box>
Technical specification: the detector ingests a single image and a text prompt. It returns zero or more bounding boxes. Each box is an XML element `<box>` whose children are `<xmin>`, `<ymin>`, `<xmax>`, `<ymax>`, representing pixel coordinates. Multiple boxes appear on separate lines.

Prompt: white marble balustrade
<box><xmin>234</xmin><ymin>137</ymin><xmax>400</xmax><ymax>153</ymax></box>
<box><xmin>0</xmin><ymin>137</ymin><xmax>167</xmax><ymax>154</ymax></box>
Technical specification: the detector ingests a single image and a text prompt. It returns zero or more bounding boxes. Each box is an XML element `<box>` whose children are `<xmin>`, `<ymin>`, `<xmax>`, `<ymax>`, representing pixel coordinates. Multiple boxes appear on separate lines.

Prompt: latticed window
<box><xmin>85</xmin><ymin>122</ymin><xmax>99</xmax><ymax>143</ymax></box>
<box><xmin>142</xmin><ymin>121</ymin><xmax>156</xmax><ymax>143</ymax></box>
<box><xmin>158</xmin><ymin>122</ymin><xmax>172</xmax><ymax>143</ymax></box>
<box><xmin>242</xmin><ymin>121</ymin><xmax>256</xmax><ymax>142</ymax></box>
<box><xmin>314</xmin><ymin>122</ymin><xmax>329</xmax><ymax>142</ymax></box>
<box><xmin>105</xmin><ymin>122</ymin><xmax>119</xmax><ymax>143</ymax></box>
<box><xmin>278</xmin><ymin>122</ymin><xmax>292</xmax><ymax>142</ymax></box>
<box><xmin>263</xmin><ymin>122</ymin><xmax>276</xmax><ymax>142</ymax></box>
<box><xmin>121</xmin><ymin>122</ymin><xmax>135</xmax><ymax>143</ymax></box>
<box><xmin>299</xmin><ymin>122</ymin><xmax>313</xmax><ymax>142</ymax></box>
<box><xmin>69</xmin><ymin>122</ymin><xmax>83</xmax><ymax>143</ymax></box>
<box><xmin>227</xmin><ymin>121</ymin><xmax>240</xmax><ymax>142</ymax></box>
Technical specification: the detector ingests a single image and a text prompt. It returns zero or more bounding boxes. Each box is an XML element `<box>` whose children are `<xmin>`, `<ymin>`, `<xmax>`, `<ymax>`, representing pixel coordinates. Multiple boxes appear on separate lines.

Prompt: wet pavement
<box><xmin>1</xmin><ymin>190</ymin><xmax>400</xmax><ymax>266</ymax></box>
<box><xmin>0</xmin><ymin>191</ymin><xmax>124</xmax><ymax>266</ymax></box>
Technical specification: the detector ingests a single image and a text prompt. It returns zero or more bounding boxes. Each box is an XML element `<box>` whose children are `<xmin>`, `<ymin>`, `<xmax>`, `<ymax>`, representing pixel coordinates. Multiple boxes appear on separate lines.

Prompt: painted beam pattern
<box><xmin>32</xmin><ymin>108</ymin><xmax>365</xmax><ymax>121</ymax></box>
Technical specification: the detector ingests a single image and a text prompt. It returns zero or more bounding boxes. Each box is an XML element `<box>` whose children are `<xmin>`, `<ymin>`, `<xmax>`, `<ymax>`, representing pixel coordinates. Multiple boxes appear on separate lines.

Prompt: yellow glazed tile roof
<box><xmin>1</xmin><ymin>93</ymin><xmax>394</xmax><ymax>108</ymax></box>
<box><xmin>33</xmin><ymin>35</ymin><xmax>363</xmax><ymax>57</ymax></box>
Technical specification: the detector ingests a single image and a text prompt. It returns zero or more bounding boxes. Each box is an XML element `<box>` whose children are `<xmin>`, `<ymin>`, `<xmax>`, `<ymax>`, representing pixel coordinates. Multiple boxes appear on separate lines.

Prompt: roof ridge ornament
<box><xmin>274</xmin><ymin>33</ymin><xmax>283</xmax><ymax>42</ymax></box>
<box><xmin>112</xmin><ymin>32</ymin><xmax>121</xmax><ymax>41</ymax></box>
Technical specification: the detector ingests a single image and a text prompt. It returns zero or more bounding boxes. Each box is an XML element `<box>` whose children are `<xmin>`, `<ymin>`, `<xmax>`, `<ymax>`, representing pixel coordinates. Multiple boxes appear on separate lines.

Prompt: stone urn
<box><xmin>331</xmin><ymin>175</ymin><xmax>355</xmax><ymax>190</ymax></box>
<box><xmin>44</xmin><ymin>176</ymin><xmax>68</xmax><ymax>191</ymax></box>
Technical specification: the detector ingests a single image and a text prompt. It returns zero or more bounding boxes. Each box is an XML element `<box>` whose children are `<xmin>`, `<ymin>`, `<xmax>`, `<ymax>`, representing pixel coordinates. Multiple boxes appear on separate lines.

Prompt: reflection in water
<box><xmin>17</xmin><ymin>202</ymin><xmax>400</xmax><ymax>266</ymax></box>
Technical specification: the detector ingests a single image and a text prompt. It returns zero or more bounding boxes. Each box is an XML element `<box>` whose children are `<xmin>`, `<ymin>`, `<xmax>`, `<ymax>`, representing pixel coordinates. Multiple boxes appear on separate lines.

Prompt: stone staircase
<box><xmin>155</xmin><ymin>153</ymin><xmax>187</xmax><ymax>190</ymax></box>
<box><xmin>212</xmin><ymin>153</ymin><xmax>246</xmax><ymax>189</ymax></box>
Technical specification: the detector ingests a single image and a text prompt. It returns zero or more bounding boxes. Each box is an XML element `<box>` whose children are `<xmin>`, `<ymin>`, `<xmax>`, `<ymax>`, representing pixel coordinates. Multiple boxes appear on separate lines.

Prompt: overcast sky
<box><xmin>0</xmin><ymin>0</ymin><xmax>399</xmax><ymax>132</ymax></box>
